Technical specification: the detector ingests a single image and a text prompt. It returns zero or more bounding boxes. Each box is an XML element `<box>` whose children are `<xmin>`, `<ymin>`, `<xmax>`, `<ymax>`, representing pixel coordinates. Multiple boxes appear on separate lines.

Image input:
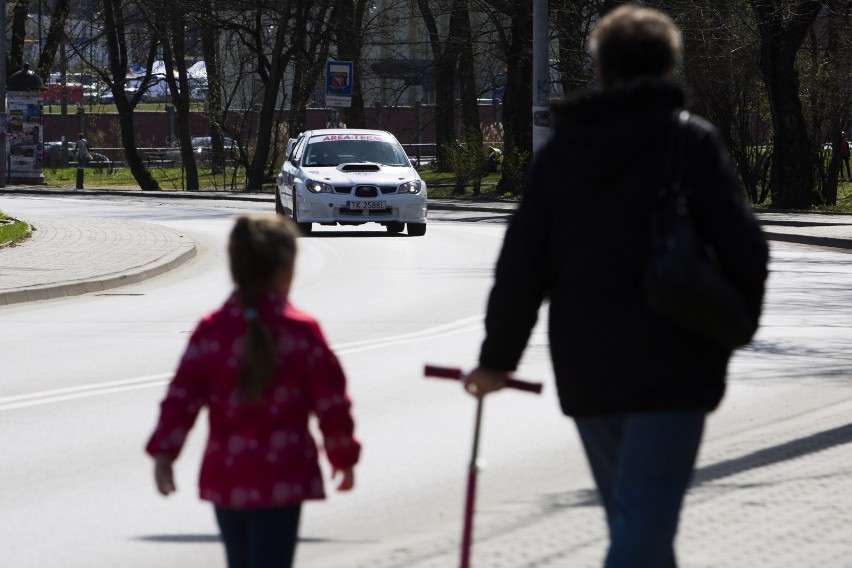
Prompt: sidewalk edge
<box><xmin>0</xmin><ymin>241</ymin><xmax>197</xmax><ymax>307</ymax></box>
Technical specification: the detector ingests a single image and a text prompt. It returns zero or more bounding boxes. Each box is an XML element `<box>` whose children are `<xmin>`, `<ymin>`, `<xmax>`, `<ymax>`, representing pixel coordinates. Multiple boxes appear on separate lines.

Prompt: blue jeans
<box><xmin>575</xmin><ymin>410</ymin><xmax>705</xmax><ymax>568</ymax></box>
<box><xmin>214</xmin><ymin>504</ymin><xmax>302</xmax><ymax>568</ymax></box>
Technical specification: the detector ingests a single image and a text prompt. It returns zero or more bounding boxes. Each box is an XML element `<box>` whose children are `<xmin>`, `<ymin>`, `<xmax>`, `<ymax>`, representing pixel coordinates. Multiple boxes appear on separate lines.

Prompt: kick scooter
<box><xmin>424</xmin><ymin>364</ymin><xmax>543</xmax><ymax>568</ymax></box>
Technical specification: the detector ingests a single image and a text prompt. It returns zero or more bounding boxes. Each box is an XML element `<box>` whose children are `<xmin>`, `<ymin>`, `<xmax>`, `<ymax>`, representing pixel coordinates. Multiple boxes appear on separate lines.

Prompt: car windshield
<box><xmin>302</xmin><ymin>136</ymin><xmax>410</xmax><ymax>167</ymax></box>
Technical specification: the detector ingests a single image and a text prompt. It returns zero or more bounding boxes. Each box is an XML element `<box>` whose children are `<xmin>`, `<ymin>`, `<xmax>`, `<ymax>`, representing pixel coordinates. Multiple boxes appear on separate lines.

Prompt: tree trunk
<box><xmin>758</xmin><ymin>46</ymin><xmax>821</xmax><ymax>208</ymax></box>
<box><xmin>102</xmin><ymin>0</ymin><xmax>159</xmax><ymax>191</ymax></box>
<box><xmin>116</xmin><ymin>104</ymin><xmax>159</xmax><ymax>190</ymax></box>
<box><xmin>452</xmin><ymin>0</ymin><xmax>483</xmax><ymax>195</ymax></box>
<box><xmin>36</xmin><ymin>0</ymin><xmax>71</xmax><ymax>81</ymax></box>
<box><xmin>416</xmin><ymin>0</ymin><xmax>458</xmax><ymax>171</ymax></box>
<box><xmin>162</xmin><ymin>4</ymin><xmax>198</xmax><ymax>191</ymax></box>
<box><xmin>200</xmin><ymin>2</ymin><xmax>226</xmax><ymax>174</ymax></box>
<box><xmin>751</xmin><ymin>0</ymin><xmax>824</xmax><ymax>209</ymax></box>
<box><xmin>10</xmin><ymin>0</ymin><xmax>28</xmax><ymax>73</ymax></box>
<box><xmin>337</xmin><ymin>0</ymin><xmax>368</xmax><ymax>128</ymax></box>
<box><xmin>497</xmin><ymin>0</ymin><xmax>533</xmax><ymax>195</ymax></box>
<box><xmin>288</xmin><ymin>58</ymin><xmax>308</xmax><ymax>137</ymax></box>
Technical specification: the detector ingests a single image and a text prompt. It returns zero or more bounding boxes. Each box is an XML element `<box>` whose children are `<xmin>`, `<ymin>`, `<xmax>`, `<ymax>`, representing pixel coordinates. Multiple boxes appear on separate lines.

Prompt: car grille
<box><xmin>335</xmin><ymin>185</ymin><xmax>397</xmax><ymax>195</ymax></box>
<box><xmin>355</xmin><ymin>185</ymin><xmax>378</xmax><ymax>197</ymax></box>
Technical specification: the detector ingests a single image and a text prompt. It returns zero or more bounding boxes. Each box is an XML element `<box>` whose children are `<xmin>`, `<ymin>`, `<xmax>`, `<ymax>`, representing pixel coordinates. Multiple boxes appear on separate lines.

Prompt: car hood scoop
<box><xmin>340</xmin><ymin>163</ymin><xmax>381</xmax><ymax>172</ymax></box>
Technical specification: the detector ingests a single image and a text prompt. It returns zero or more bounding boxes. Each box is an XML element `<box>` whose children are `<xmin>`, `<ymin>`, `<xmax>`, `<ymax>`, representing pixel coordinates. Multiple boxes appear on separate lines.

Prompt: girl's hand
<box><xmin>332</xmin><ymin>467</ymin><xmax>355</xmax><ymax>491</ymax></box>
<box><xmin>154</xmin><ymin>454</ymin><xmax>176</xmax><ymax>496</ymax></box>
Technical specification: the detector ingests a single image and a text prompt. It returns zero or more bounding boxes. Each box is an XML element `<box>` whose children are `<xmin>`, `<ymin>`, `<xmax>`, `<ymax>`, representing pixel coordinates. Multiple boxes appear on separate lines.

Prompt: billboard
<box><xmin>326</xmin><ymin>61</ymin><xmax>353</xmax><ymax>108</ymax></box>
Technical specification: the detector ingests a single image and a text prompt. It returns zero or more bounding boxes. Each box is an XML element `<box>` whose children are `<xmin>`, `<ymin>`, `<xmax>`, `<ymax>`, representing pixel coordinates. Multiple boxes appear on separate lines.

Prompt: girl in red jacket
<box><xmin>146</xmin><ymin>215</ymin><xmax>360</xmax><ymax>568</ymax></box>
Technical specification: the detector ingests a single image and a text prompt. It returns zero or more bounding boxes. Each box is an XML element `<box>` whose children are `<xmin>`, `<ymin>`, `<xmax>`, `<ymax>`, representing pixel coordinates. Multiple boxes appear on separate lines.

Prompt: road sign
<box><xmin>326</xmin><ymin>61</ymin><xmax>353</xmax><ymax>108</ymax></box>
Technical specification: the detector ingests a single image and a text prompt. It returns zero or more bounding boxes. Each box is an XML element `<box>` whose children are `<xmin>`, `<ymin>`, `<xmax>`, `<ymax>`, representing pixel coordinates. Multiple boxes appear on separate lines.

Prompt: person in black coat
<box><xmin>464</xmin><ymin>6</ymin><xmax>768</xmax><ymax>567</ymax></box>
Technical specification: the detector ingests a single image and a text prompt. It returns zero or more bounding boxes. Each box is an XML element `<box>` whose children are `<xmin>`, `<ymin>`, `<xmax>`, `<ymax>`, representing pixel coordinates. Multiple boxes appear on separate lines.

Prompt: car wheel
<box><xmin>274</xmin><ymin>187</ymin><xmax>285</xmax><ymax>215</ymax></box>
<box><xmin>407</xmin><ymin>222</ymin><xmax>426</xmax><ymax>237</ymax></box>
<box><xmin>292</xmin><ymin>206</ymin><xmax>312</xmax><ymax>235</ymax></box>
<box><xmin>386</xmin><ymin>222</ymin><xmax>405</xmax><ymax>233</ymax></box>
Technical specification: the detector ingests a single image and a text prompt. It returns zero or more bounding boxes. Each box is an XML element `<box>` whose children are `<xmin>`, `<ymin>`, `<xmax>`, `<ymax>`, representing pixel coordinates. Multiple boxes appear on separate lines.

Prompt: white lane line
<box><xmin>0</xmin><ymin>373</ymin><xmax>172</xmax><ymax>412</ymax></box>
<box><xmin>0</xmin><ymin>316</ymin><xmax>485</xmax><ymax>412</ymax></box>
<box><xmin>332</xmin><ymin>314</ymin><xmax>483</xmax><ymax>354</ymax></box>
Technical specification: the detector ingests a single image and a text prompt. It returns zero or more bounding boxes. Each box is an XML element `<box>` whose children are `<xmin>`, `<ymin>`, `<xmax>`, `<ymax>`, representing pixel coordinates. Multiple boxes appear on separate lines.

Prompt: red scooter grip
<box><xmin>424</xmin><ymin>365</ymin><xmax>543</xmax><ymax>394</ymax></box>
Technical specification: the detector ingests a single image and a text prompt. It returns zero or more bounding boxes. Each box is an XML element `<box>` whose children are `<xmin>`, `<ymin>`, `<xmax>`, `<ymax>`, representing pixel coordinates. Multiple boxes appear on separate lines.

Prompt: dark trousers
<box><xmin>575</xmin><ymin>410</ymin><xmax>705</xmax><ymax>568</ymax></box>
<box><xmin>215</xmin><ymin>504</ymin><xmax>302</xmax><ymax>568</ymax></box>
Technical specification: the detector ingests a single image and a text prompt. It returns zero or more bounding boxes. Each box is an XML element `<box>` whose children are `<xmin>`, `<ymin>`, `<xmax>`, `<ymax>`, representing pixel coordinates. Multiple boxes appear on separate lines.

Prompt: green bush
<box><xmin>442</xmin><ymin>130</ymin><xmax>487</xmax><ymax>196</ymax></box>
<box><xmin>498</xmin><ymin>147</ymin><xmax>530</xmax><ymax>196</ymax></box>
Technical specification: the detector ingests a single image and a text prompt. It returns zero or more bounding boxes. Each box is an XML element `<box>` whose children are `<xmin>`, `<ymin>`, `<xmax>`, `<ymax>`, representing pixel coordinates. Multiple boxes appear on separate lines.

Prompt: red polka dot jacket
<box><xmin>146</xmin><ymin>291</ymin><xmax>361</xmax><ymax>508</ymax></box>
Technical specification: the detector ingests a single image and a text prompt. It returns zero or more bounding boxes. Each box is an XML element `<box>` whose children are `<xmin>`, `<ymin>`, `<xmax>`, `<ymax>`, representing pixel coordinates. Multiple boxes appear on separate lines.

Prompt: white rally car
<box><xmin>275</xmin><ymin>129</ymin><xmax>427</xmax><ymax>236</ymax></box>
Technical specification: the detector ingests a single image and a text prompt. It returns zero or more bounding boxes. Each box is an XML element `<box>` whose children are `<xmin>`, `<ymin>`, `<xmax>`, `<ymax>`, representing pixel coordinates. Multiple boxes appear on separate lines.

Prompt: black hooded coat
<box><xmin>478</xmin><ymin>80</ymin><xmax>769</xmax><ymax>417</ymax></box>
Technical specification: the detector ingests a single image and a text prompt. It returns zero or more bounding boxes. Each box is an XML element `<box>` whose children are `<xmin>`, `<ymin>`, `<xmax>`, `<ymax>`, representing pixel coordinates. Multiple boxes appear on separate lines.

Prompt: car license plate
<box><xmin>347</xmin><ymin>201</ymin><xmax>386</xmax><ymax>210</ymax></box>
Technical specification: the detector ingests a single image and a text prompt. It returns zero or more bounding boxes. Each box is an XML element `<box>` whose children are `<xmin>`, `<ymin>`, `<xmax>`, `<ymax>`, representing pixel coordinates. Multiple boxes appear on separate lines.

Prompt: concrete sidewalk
<box><xmin>340</xmin><ymin>391</ymin><xmax>852</xmax><ymax>567</ymax></box>
<box><xmin>0</xmin><ymin>212</ymin><xmax>196</xmax><ymax>306</ymax></box>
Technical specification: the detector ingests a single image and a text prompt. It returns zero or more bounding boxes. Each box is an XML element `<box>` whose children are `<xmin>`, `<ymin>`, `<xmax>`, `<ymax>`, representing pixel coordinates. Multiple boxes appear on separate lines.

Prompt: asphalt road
<box><xmin>2</xmin><ymin>195</ymin><xmax>852</xmax><ymax>567</ymax></box>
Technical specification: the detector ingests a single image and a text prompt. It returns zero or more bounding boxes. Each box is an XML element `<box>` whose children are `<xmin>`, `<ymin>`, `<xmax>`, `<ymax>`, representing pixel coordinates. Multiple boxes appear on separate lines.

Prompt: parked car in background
<box><xmin>165</xmin><ymin>136</ymin><xmax>237</xmax><ymax>163</ymax></box>
<box><xmin>191</xmin><ymin>136</ymin><xmax>236</xmax><ymax>157</ymax></box>
<box><xmin>275</xmin><ymin>129</ymin><xmax>427</xmax><ymax>236</ymax></box>
<box><xmin>43</xmin><ymin>141</ymin><xmax>114</xmax><ymax>172</ymax></box>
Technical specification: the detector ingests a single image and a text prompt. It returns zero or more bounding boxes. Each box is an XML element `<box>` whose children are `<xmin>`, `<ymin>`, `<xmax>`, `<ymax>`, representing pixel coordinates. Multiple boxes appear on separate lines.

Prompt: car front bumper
<box><xmin>294</xmin><ymin>190</ymin><xmax>427</xmax><ymax>224</ymax></box>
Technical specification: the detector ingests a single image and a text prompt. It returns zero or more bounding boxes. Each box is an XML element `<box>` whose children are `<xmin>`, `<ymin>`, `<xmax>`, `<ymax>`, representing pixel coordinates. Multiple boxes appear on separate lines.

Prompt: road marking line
<box><xmin>0</xmin><ymin>373</ymin><xmax>171</xmax><ymax>412</ymax></box>
<box><xmin>0</xmin><ymin>316</ymin><xmax>485</xmax><ymax>411</ymax></box>
<box><xmin>333</xmin><ymin>314</ymin><xmax>483</xmax><ymax>353</ymax></box>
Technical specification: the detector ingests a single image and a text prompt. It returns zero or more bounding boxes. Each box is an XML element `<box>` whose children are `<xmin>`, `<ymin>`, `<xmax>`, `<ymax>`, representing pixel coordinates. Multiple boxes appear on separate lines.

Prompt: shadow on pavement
<box><xmin>693</xmin><ymin>421</ymin><xmax>852</xmax><ymax>486</ymax></box>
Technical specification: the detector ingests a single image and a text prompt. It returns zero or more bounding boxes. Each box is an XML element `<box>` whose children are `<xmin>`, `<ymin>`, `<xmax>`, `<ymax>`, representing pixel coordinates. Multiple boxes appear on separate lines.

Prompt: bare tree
<box><xmin>155</xmin><ymin>1</ymin><xmax>199</xmax><ymax>190</ymax></box>
<box><xmin>334</xmin><ymin>0</ymin><xmax>370</xmax><ymax>128</ymax></box>
<box><xmin>96</xmin><ymin>0</ymin><xmax>162</xmax><ymax>190</ymax></box>
<box><xmin>210</xmin><ymin>0</ymin><xmax>337</xmax><ymax>191</ymax></box>
<box><xmin>485</xmin><ymin>0</ymin><xmax>533</xmax><ymax>195</ymax></box>
<box><xmin>551</xmin><ymin>0</ymin><xmax>611</xmax><ymax>92</ymax></box>
<box><xmin>36</xmin><ymin>0</ymin><xmax>73</xmax><ymax>80</ymax></box>
<box><xmin>195</xmin><ymin>1</ymin><xmax>227</xmax><ymax>174</ymax></box>
<box><xmin>10</xmin><ymin>0</ymin><xmax>28</xmax><ymax>72</ymax></box>
<box><xmin>799</xmin><ymin>0</ymin><xmax>851</xmax><ymax>205</ymax></box>
<box><xmin>287</xmin><ymin>1</ymin><xmax>338</xmax><ymax>140</ymax></box>
<box><xmin>452</xmin><ymin>1</ymin><xmax>484</xmax><ymax>194</ymax></box>
<box><xmin>750</xmin><ymin>0</ymin><xmax>826</xmax><ymax>209</ymax></box>
<box><xmin>416</xmin><ymin>0</ymin><xmax>461</xmax><ymax>171</ymax></box>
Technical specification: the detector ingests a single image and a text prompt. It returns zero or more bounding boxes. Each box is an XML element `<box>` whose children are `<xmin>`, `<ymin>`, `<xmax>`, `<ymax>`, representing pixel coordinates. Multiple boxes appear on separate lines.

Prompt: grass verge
<box><xmin>0</xmin><ymin>212</ymin><xmax>32</xmax><ymax>247</ymax></box>
<box><xmin>43</xmin><ymin>165</ymin><xmax>248</xmax><ymax>191</ymax></box>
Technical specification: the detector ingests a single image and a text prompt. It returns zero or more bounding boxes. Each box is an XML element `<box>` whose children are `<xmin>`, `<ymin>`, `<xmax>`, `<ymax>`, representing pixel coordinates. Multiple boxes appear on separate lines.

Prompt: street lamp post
<box><xmin>532</xmin><ymin>0</ymin><xmax>550</xmax><ymax>158</ymax></box>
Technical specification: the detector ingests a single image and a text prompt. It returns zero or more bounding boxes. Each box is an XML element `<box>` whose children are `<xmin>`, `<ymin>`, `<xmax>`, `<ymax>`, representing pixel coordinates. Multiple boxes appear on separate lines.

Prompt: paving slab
<box><xmin>0</xmin><ymin>214</ymin><xmax>196</xmax><ymax>306</ymax></box>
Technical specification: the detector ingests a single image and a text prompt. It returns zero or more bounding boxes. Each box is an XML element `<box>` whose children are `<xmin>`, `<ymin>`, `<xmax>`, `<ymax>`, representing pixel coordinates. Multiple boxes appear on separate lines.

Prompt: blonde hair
<box><xmin>228</xmin><ymin>215</ymin><xmax>298</xmax><ymax>400</ymax></box>
<box><xmin>590</xmin><ymin>5</ymin><xmax>682</xmax><ymax>87</ymax></box>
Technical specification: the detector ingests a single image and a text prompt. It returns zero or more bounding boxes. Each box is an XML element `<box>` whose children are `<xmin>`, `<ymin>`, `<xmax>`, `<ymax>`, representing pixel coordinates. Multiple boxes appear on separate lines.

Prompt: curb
<box><xmin>0</xmin><ymin>239</ymin><xmax>197</xmax><ymax>307</ymax></box>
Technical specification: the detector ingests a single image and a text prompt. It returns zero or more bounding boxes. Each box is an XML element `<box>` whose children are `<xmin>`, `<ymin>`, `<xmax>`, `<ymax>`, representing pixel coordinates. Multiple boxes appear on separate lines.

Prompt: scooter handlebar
<box><xmin>424</xmin><ymin>365</ymin><xmax>543</xmax><ymax>394</ymax></box>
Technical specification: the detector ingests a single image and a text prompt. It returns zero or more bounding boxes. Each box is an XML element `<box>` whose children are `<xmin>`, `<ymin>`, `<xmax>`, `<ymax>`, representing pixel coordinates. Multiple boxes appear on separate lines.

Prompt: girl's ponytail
<box><xmin>228</xmin><ymin>216</ymin><xmax>298</xmax><ymax>400</ymax></box>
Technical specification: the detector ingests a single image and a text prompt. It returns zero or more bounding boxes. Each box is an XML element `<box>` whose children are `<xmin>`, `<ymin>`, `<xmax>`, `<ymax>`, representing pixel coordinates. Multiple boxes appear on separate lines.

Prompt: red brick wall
<box><xmin>42</xmin><ymin>105</ymin><xmax>501</xmax><ymax>151</ymax></box>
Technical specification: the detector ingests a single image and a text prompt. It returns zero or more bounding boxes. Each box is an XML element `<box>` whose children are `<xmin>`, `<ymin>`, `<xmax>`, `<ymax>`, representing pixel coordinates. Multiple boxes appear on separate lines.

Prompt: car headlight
<box><xmin>398</xmin><ymin>180</ymin><xmax>422</xmax><ymax>194</ymax></box>
<box><xmin>305</xmin><ymin>179</ymin><xmax>334</xmax><ymax>194</ymax></box>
